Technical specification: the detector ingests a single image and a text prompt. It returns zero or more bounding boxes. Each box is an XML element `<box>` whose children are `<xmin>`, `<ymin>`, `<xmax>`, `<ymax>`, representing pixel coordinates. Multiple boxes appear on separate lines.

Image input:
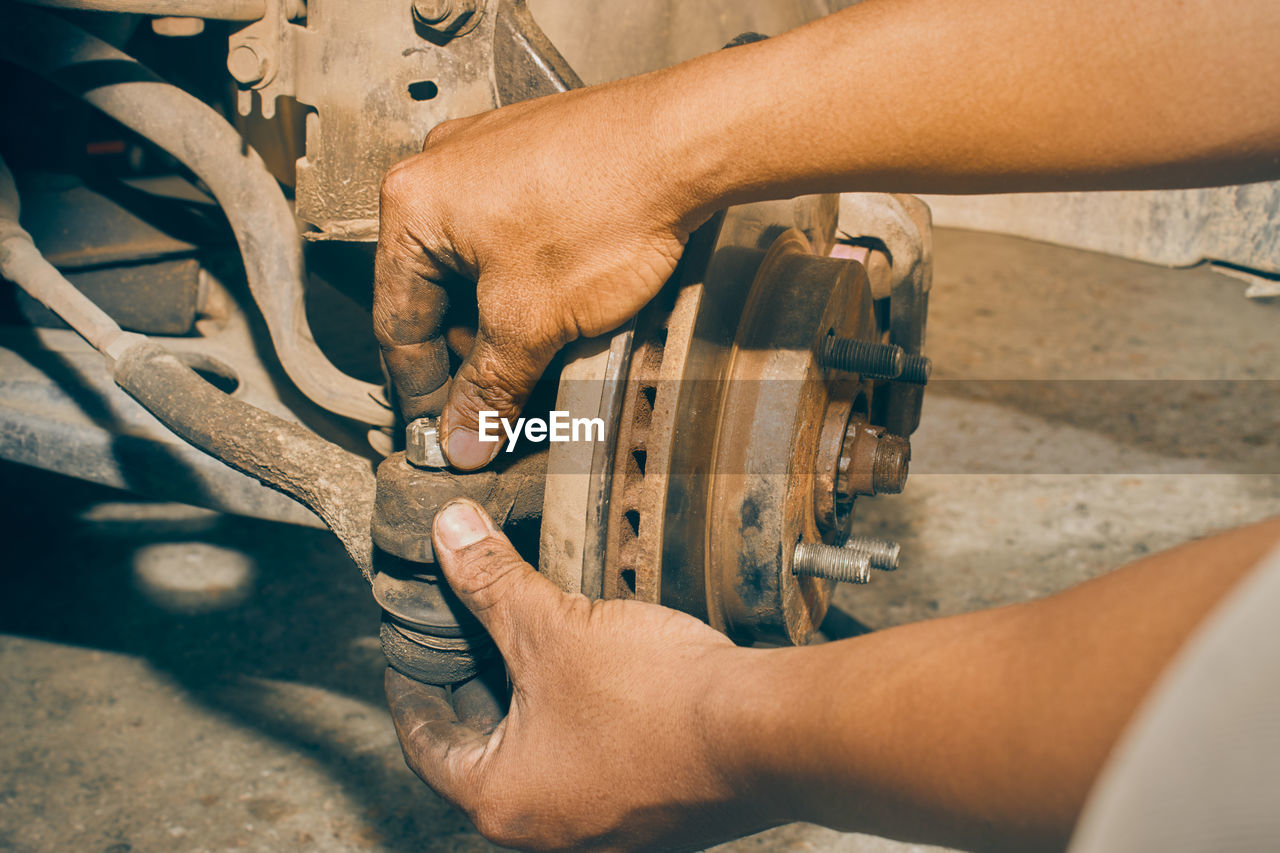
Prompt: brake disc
<box><xmin>541</xmin><ymin>194</ymin><xmax>921</xmax><ymax>645</ymax></box>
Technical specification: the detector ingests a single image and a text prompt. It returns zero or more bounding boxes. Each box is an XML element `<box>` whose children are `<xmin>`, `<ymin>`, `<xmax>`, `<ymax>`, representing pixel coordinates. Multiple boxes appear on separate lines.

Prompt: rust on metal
<box><xmin>594</xmin><ymin>195</ymin><xmax>923</xmax><ymax>645</ymax></box>
<box><xmin>370</xmin><ymin>450</ymin><xmax>546</xmax><ymax>564</ymax></box>
<box><xmin>705</xmin><ymin>229</ymin><xmax>874</xmax><ymax>645</ymax></box>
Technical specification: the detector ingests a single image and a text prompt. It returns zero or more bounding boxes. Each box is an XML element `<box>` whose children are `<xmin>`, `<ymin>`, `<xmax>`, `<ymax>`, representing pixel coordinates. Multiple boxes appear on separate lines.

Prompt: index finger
<box><xmin>374</xmin><ymin>159</ymin><xmax>453</xmax><ymax>419</ymax></box>
<box><xmin>385</xmin><ymin>668</ymin><xmax>491</xmax><ymax>807</ymax></box>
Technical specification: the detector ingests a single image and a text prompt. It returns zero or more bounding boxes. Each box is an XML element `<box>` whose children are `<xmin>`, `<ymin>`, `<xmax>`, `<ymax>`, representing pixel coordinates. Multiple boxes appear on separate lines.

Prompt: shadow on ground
<box><xmin>0</xmin><ymin>459</ymin><xmax>489</xmax><ymax>853</ymax></box>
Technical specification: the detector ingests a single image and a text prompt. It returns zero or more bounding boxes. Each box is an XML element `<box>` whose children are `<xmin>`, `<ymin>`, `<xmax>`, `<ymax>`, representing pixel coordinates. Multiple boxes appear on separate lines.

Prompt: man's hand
<box><xmin>374</xmin><ymin>86</ymin><xmax>704</xmax><ymax>470</ymax></box>
<box><xmin>384</xmin><ymin>507</ymin><xmax>1280</xmax><ymax>852</ymax></box>
<box><xmin>385</xmin><ymin>499</ymin><xmax>771</xmax><ymax>850</ymax></box>
<box><xmin>375</xmin><ymin>0</ymin><xmax>1280</xmax><ymax>473</ymax></box>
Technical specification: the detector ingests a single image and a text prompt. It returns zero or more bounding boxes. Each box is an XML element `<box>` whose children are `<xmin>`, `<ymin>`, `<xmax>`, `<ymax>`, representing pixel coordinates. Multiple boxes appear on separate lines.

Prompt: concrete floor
<box><xmin>2</xmin><ymin>228</ymin><xmax>1277</xmax><ymax>852</ymax></box>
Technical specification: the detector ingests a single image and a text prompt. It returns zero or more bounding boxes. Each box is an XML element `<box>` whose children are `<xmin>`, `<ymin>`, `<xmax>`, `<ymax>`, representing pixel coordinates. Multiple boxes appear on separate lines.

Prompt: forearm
<box><xmin>636</xmin><ymin>0</ymin><xmax>1280</xmax><ymax>226</ymax></box>
<box><xmin>710</xmin><ymin>517</ymin><xmax>1280</xmax><ymax>851</ymax></box>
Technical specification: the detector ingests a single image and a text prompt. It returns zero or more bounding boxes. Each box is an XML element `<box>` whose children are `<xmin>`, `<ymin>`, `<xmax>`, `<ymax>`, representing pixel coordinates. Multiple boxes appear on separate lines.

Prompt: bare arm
<box><xmin>680</xmin><ymin>0</ymin><xmax>1280</xmax><ymax>209</ymax></box>
<box><xmin>718</xmin><ymin>516</ymin><xmax>1280</xmax><ymax>851</ymax></box>
<box><xmin>374</xmin><ymin>0</ymin><xmax>1280</xmax><ymax>466</ymax></box>
<box><xmin>390</xmin><ymin>505</ymin><xmax>1280</xmax><ymax>851</ymax></box>
<box><xmin>379</xmin><ymin>2</ymin><xmax>1280</xmax><ymax>847</ymax></box>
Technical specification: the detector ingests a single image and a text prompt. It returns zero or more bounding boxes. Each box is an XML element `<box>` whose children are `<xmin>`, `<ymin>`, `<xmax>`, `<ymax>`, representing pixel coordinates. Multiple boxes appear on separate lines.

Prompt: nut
<box><xmin>227</xmin><ymin>44</ymin><xmax>267</xmax><ymax>86</ymax></box>
<box><xmin>412</xmin><ymin>0</ymin><xmax>452</xmax><ymax>23</ymax></box>
<box><xmin>870</xmin><ymin>432</ymin><xmax>911</xmax><ymax>494</ymax></box>
<box><xmin>837</xmin><ymin>418</ymin><xmax>910</xmax><ymax>498</ymax></box>
<box><xmin>411</xmin><ymin>0</ymin><xmax>482</xmax><ymax>38</ymax></box>
<box><xmin>405</xmin><ymin>417</ymin><xmax>447</xmax><ymax>468</ymax></box>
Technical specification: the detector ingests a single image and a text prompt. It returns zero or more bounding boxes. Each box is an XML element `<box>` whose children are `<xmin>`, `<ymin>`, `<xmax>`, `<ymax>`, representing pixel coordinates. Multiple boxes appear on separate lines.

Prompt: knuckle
<box><xmin>452</xmin><ymin>544</ymin><xmax>527</xmax><ymax>602</ymax></box>
<box><xmin>474</xmin><ymin>381</ymin><xmax>522</xmax><ymax>417</ymax></box>
<box><xmin>370</xmin><ymin>309</ymin><xmax>399</xmax><ymax>350</ymax></box>
<box><xmin>379</xmin><ymin>157</ymin><xmax>418</xmax><ymax>212</ymax></box>
<box><xmin>454</xmin><ymin>362</ymin><xmax>523</xmax><ymax>418</ymax></box>
<box><xmin>379</xmin><ymin>153</ymin><xmax>449</xmax><ymax>232</ymax></box>
<box><xmin>423</xmin><ymin>117</ymin><xmax>464</xmax><ymax>149</ymax></box>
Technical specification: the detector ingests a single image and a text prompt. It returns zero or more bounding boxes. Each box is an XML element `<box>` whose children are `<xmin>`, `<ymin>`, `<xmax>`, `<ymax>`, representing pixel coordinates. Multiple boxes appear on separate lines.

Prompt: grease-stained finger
<box><xmin>385</xmin><ymin>668</ymin><xmax>489</xmax><ymax>806</ymax></box>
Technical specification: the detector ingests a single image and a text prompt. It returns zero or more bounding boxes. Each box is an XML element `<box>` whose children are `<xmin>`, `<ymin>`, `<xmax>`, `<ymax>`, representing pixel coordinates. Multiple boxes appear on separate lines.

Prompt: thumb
<box><xmin>439</xmin><ymin>326</ymin><xmax>553</xmax><ymax>471</ymax></box>
<box><xmin>432</xmin><ymin>498</ymin><xmax>565</xmax><ymax>660</ymax></box>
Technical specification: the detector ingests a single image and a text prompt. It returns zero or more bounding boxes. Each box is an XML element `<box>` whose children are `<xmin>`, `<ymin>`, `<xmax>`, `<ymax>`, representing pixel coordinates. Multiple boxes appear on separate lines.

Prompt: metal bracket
<box><xmin>223</xmin><ymin>0</ymin><xmax>584</xmax><ymax>240</ymax></box>
<box><xmin>228</xmin><ymin>0</ymin><xmax>300</xmax><ymax>119</ymax></box>
<box><xmin>837</xmin><ymin>192</ymin><xmax>933</xmax><ymax>435</ymax></box>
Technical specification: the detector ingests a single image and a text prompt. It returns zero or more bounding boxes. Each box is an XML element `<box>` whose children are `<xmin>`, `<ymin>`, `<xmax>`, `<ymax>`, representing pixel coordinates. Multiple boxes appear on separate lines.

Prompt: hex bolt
<box><xmin>405</xmin><ymin>416</ymin><xmax>447</xmax><ymax>468</ymax></box>
<box><xmin>844</xmin><ymin>535</ymin><xmax>901</xmax><ymax>571</ymax></box>
<box><xmin>227</xmin><ymin>44</ymin><xmax>267</xmax><ymax>86</ymax></box>
<box><xmin>412</xmin><ymin>0</ymin><xmax>453</xmax><ymax>23</ymax></box>
<box><xmin>820</xmin><ymin>335</ymin><xmax>905</xmax><ymax>379</ymax></box>
<box><xmin>793</xmin><ymin>541</ymin><xmax>872</xmax><ymax>584</ymax></box>
<box><xmin>870</xmin><ymin>433</ymin><xmax>911</xmax><ymax>494</ymax></box>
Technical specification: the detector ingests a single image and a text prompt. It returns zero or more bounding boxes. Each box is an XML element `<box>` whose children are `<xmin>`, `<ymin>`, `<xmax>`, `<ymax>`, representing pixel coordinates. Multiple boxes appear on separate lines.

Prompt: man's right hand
<box><xmin>374</xmin><ymin>82</ymin><xmax>708</xmax><ymax>470</ymax></box>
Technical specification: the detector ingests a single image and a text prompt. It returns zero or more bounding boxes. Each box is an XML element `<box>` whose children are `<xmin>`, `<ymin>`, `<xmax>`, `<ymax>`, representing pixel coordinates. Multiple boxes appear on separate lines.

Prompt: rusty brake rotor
<box><xmin>542</xmin><ymin>194</ymin><xmax>921</xmax><ymax>645</ymax></box>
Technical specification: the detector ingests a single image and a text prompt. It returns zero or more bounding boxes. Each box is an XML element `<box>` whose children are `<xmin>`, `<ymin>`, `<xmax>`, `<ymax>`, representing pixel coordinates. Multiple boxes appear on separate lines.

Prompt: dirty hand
<box><xmin>384</xmin><ymin>499</ymin><xmax>775</xmax><ymax>850</ymax></box>
<box><xmin>375</xmin><ymin>0</ymin><xmax>1280</xmax><ymax>473</ymax></box>
<box><xmin>375</xmin><ymin>82</ymin><xmax>712</xmax><ymax>470</ymax></box>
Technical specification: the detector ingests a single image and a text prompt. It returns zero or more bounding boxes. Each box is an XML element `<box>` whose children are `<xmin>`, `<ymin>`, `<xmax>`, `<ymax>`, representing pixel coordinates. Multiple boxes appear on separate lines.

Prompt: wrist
<box><xmin>629</xmin><ymin>26</ymin><xmax>849</xmax><ymax>234</ymax></box>
<box><xmin>609</xmin><ymin>42</ymin><xmax>779</xmax><ymax>236</ymax></box>
<box><xmin>699</xmin><ymin>645</ymin><xmax>814</xmax><ymax>829</ymax></box>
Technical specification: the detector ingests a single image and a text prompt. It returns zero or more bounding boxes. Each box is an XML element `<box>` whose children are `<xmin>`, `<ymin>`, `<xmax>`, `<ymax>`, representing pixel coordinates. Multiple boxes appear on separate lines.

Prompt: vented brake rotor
<box><xmin>541</xmin><ymin>194</ymin><xmax>915</xmax><ymax>646</ymax></box>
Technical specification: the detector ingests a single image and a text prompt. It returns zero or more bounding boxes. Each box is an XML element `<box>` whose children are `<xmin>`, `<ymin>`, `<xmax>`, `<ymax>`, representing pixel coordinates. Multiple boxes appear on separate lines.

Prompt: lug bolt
<box><xmin>844</xmin><ymin>535</ymin><xmax>900</xmax><ymax>571</ymax></box>
<box><xmin>405</xmin><ymin>416</ymin><xmax>447</xmax><ymax>468</ymax></box>
<box><xmin>821</xmin><ymin>336</ymin><xmax>903</xmax><ymax>379</ymax></box>
<box><xmin>899</xmin><ymin>352</ymin><xmax>932</xmax><ymax>384</ymax></box>
<box><xmin>793</xmin><ymin>541</ymin><xmax>872</xmax><ymax>584</ymax></box>
<box><xmin>227</xmin><ymin>44</ymin><xmax>267</xmax><ymax>86</ymax></box>
<box><xmin>820</xmin><ymin>335</ymin><xmax>931</xmax><ymax>384</ymax></box>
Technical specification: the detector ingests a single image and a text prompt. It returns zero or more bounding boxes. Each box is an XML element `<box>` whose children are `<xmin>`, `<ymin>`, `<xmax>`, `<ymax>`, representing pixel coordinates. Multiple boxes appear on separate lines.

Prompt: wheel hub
<box><xmin>542</xmin><ymin>194</ymin><xmax>928</xmax><ymax>645</ymax></box>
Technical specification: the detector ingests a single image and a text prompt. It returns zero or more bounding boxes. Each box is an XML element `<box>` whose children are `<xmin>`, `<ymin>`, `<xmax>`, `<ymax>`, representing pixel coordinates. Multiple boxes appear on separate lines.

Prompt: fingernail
<box><xmin>435</xmin><ymin>501</ymin><xmax>490</xmax><ymax>551</ymax></box>
<box><xmin>444</xmin><ymin>426</ymin><xmax>498</xmax><ymax>471</ymax></box>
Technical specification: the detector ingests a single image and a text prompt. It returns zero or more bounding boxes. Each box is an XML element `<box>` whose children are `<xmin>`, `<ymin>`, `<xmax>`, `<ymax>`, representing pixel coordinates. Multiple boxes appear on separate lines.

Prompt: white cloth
<box><xmin>1069</xmin><ymin>546</ymin><xmax>1280</xmax><ymax>853</ymax></box>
